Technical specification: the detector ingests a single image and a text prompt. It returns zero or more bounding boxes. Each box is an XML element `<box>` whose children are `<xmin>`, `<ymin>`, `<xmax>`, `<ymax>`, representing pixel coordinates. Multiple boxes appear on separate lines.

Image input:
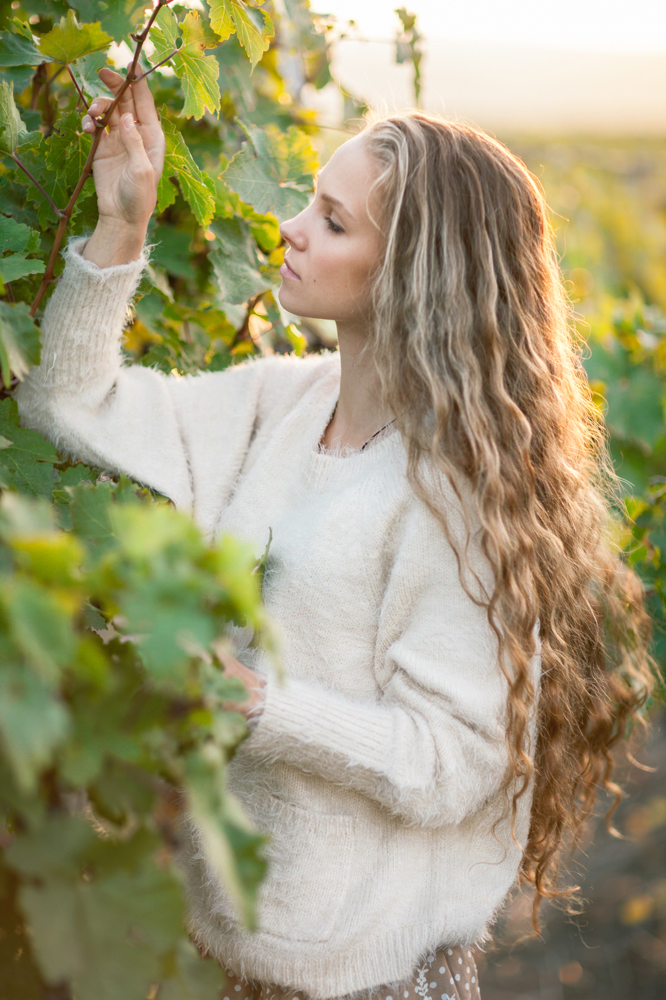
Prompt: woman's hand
<box><xmin>81</xmin><ymin>66</ymin><xmax>166</xmax><ymax>267</ymax></box>
<box><xmin>213</xmin><ymin>642</ymin><xmax>267</xmax><ymax>721</ymax></box>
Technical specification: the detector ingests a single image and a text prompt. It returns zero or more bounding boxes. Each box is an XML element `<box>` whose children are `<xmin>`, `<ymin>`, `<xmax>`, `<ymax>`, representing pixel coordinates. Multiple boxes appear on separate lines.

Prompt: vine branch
<box><xmin>134</xmin><ymin>48</ymin><xmax>179</xmax><ymax>82</ymax></box>
<box><xmin>67</xmin><ymin>65</ymin><xmax>89</xmax><ymax>111</ymax></box>
<box><xmin>45</xmin><ymin>63</ymin><xmax>67</xmax><ymax>88</ymax></box>
<box><xmin>29</xmin><ymin>0</ymin><xmax>177</xmax><ymax>316</ymax></box>
<box><xmin>11</xmin><ymin>153</ymin><xmax>65</xmax><ymax>220</ymax></box>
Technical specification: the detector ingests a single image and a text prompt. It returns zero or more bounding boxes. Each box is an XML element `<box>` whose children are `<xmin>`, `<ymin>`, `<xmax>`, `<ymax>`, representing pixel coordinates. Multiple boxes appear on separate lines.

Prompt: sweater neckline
<box><xmin>311</xmin><ymin>380</ymin><xmax>399</xmax><ymax>463</ymax></box>
<box><xmin>301</xmin><ymin>384</ymin><xmax>402</xmax><ymax>489</ymax></box>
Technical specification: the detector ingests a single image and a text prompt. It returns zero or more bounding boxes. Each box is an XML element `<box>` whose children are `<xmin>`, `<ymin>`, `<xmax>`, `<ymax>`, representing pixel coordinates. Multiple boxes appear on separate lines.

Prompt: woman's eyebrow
<box><xmin>319</xmin><ymin>190</ymin><xmax>354</xmax><ymax>220</ymax></box>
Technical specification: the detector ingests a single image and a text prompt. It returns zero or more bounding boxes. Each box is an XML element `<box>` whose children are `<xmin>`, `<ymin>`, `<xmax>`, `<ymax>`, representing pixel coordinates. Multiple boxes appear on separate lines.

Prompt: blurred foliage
<box><xmin>513</xmin><ymin>137</ymin><xmax>666</xmax><ymax>689</ymax></box>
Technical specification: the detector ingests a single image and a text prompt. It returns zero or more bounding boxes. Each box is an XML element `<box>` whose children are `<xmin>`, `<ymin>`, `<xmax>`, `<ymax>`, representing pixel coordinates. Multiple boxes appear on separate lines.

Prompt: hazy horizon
<box><xmin>313</xmin><ymin>0</ymin><xmax>666</xmax><ymax>135</ymax></box>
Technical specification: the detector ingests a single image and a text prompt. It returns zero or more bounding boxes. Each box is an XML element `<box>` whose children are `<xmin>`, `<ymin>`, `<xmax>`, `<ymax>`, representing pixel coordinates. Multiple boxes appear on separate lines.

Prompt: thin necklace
<box><xmin>323</xmin><ymin>403</ymin><xmax>396</xmax><ymax>453</ymax></box>
<box><xmin>360</xmin><ymin>418</ymin><xmax>396</xmax><ymax>451</ymax></box>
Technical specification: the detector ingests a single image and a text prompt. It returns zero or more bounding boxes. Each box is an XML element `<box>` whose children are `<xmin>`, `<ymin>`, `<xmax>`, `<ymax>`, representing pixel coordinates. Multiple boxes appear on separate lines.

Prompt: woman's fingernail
<box><xmin>82</xmin><ymin>116</ymin><xmax>92</xmax><ymax>130</ymax></box>
<box><xmin>122</xmin><ymin>112</ymin><xmax>134</xmax><ymax>131</ymax></box>
<box><xmin>89</xmin><ymin>102</ymin><xmax>98</xmax><ymax>113</ymax></box>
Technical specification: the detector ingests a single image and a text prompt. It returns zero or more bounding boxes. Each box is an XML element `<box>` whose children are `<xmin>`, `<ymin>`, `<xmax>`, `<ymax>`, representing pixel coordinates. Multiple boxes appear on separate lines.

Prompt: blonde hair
<box><xmin>363</xmin><ymin>112</ymin><xmax>656</xmax><ymax>924</ymax></box>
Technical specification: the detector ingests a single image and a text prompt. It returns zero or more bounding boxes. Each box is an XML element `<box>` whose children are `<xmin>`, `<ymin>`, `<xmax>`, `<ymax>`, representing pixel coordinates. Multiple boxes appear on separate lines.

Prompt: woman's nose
<box><xmin>280</xmin><ymin>213</ymin><xmax>306</xmax><ymax>250</ymax></box>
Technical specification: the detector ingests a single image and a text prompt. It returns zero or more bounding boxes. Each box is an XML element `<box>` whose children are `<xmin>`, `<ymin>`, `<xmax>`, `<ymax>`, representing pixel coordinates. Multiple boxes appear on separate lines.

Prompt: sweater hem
<box><xmin>188</xmin><ymin>917</ymin><xmax>492</xmax><ymax>1000</ymax></box>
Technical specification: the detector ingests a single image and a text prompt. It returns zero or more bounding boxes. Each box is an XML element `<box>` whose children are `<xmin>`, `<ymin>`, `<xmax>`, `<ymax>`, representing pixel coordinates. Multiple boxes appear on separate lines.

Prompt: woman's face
<box><xmin>278</xmin><ymin>135</ymin><xmax>384</xmax><ymax>325</ymax></box>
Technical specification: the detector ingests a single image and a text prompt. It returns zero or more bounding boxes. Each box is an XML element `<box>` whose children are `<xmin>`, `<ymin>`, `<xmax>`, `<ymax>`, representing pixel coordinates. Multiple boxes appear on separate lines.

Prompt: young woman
<box><xmin>16</xmin><ymin>69</ymin><xmax>655</xmax><ymax>1000</ymax></box>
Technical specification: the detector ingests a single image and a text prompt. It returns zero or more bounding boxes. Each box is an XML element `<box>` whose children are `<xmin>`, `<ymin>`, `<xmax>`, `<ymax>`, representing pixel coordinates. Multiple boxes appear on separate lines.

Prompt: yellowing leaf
<box><xmin>209</xmin><ymin>0</ymin><xmax>274</xmax><ymax>68</ymax></box>
<box><xmin>151</xmin><ymin>8</ymin><xmax>220</xmax><ymax>120</ymax></box>
<box><xmin>157</xmin><ymin>115</ymin><xmax>216</xmax><ymax>227</ymax></box>
<box><xmin>38</xmin><ymin>10</ymin><xmax>112</xmax><ymax>65</ymax></box>
<box><xmin>0</xmin><ymin>78</ymin><xmax>28</xmax><ymax>155</ymax></box>
<box><xmin>222</xmin><ymin>122</ymin><xmax>318</xmax><ymax>221</ymax></box>
<box><xmin>207</xmin><ymin>0</ymin><xmax>234</xmax><ymax>42</ymax></box>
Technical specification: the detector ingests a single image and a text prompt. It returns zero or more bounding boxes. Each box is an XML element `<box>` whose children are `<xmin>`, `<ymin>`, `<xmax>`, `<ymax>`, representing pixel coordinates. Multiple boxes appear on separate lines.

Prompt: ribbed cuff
<box><xmin>34</xmin><ymin>236</ymin><xmax>150</xmax><ymax>397</ymax></box>
<box><xmin>245</xmin><ymin>673</ymin><xmax>394</xmax><ymax>774</ymax></box>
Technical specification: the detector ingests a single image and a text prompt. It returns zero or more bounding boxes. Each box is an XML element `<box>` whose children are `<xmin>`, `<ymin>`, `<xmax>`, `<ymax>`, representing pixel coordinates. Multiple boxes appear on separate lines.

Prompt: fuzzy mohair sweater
<box><xmin>16</xmin><ymin>240</ymin><xmax>540</xmax><ymax>1000</ymax></box>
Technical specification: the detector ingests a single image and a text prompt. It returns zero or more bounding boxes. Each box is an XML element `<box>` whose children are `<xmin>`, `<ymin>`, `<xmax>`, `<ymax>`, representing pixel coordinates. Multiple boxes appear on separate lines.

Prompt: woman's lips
<box><xmin>280</xmin><ymin>258</ymin><xmax>301</xmax><ymax>281</ymax></box>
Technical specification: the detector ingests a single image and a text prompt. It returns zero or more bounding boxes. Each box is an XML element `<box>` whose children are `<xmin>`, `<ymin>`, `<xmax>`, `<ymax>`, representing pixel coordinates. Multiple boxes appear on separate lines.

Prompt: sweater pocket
<box><xmin>253</xmin><ymin>790</ymin><xmax>356</xmax><ymax>944</ymax></box>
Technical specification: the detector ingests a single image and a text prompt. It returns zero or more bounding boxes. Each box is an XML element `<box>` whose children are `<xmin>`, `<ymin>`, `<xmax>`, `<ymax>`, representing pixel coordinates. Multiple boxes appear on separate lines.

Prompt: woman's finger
<box><xmin>117</xmin><ymin>113</ymin><xmax>153</xmax><ymax>172</ymax></box>
<box><xmin>97</xmin><ymin>66</ymin><xmax>137</xmax><ymax>120</ymax></box>
<box><xmin>126</xmin><ymin>74</ymin><xmax>161</xmax><ymax>129</ymax></box>
<box><xmin>81</xmin><ymin>95</ymin><xmax>124</xmax><ymax>134</ymax></box>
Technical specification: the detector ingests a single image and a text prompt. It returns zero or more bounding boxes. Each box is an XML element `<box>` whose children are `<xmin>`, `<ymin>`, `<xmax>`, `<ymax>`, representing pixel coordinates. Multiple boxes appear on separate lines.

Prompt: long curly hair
<box><xmin>362</xmin><ymin>112</ymin><xmax>656</xmax><ymax>925</ymax></box>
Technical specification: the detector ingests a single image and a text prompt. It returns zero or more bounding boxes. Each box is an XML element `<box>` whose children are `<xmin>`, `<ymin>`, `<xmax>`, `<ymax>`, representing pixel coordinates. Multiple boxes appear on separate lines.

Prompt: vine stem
<box><xmin>67</xmin><ymin>65</ymin><xmax>89</xmax><ymax>111</ymax></box>
<box><xmin>45</xmin><ymin>63</ymin><xmax>67</xmax><ymax>88</ymax></box>
<box><xmin>29</xmin><ymin>0</ymin><xmax>177</xmax><ymax>317</ymax></box>
<box><xmin>11</xmin><ymin>153</ymin><xmax>65</xmax><ymax>221</ymax></box>
<box><xmin>133</xmin><ymin>48</ymin><xmax>179</xmax><ymax>82</ymax></box>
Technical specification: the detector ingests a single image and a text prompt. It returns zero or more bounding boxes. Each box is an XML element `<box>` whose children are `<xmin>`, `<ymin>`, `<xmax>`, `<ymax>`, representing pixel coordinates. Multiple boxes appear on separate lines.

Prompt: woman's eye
<box><xmin>324</xmin><ymin>215</ymin><xmax>344</xmax><ymax>234</ymax></box>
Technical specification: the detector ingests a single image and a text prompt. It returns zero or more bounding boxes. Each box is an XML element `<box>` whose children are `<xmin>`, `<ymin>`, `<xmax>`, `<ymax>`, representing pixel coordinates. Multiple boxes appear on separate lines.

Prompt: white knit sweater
<box><xmin>16</xmin><ymin>240</ymin><xmax>539</xmax><ymax>1000</ymax></box>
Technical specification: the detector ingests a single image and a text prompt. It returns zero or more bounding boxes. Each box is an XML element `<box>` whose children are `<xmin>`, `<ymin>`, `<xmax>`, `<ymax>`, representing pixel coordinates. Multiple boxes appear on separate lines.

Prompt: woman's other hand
<box><xmin>213</xmin><ymin>641</ymin><xmax>267</xmax><ymax>721</ymax></box>
<box><xmin>81</xmin><ymin>66</ymin><xmax>165</xmax><ymax>267</ymax></box>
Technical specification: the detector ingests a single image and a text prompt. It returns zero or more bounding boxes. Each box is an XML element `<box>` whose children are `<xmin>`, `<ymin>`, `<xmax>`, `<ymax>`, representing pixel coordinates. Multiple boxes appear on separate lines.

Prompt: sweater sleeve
<box><xmin>244</xmin><ymin>500</ymin><xmax>539</xmax><ymax>829</ymax></box>
<box><xmin>14</xmin><ymin>238</ymin><xmax>266</xmax><ymax>514</ymax></box>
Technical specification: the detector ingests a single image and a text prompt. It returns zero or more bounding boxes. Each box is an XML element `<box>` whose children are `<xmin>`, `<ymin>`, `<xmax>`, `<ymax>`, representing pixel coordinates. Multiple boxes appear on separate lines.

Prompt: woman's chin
<box><xmin>277</xmin><ymin>283</ymin><xmax>302</xmax><ymax>313</ymax></box>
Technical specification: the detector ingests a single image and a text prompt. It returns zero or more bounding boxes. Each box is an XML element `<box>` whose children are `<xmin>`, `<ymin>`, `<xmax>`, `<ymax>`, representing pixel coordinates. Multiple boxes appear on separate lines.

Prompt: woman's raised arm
<box><xmin>80</xmin><ymin>66</ymin><xmax>165</xmax><ymax>267</ymax></box>
<box><xmin>14</xmin><ymin>68</ymin><xmax>269</xmax><ymax>519</ymax></box>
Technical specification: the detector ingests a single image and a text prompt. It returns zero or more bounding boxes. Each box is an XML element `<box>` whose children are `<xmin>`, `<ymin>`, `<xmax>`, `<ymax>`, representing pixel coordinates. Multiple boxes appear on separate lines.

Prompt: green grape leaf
<box><xmin>0</xmin><ymin>64</ymin><xmax>36</xmax><ymax>95</ymax></box>
<box><xmin>0</xmin><ymin>662</ymin><xmax>70</xmax><ymax>791</ymax></box>
<box><xmin>209</xmin><ymin>0</ymin><xmax>274</xmax><ymax>68</ymax></box>
<box><xmin>71</xmin><ymin>50</ymin><xmax>110</xmax><ymax>99</ymax></box>
<box><xmin>159</xmin><ymin>940</ymin><xmax>226</xmax><ymax>1000</ymax></box>
<box><xmin>13</xmin><ymin>129</ymin><xmax>84</xmax><ymax>227</ymax></box>
<box><xmin>0</xmin><ymin>399</ymin><xmax>59</xmax><ymax>498</ymax></box>
<box><xmin>66</xmin><ymin>480</ymin><xmax>116</xmax><ymax>547</ymax></box>
<box><xmin>0</xmin><ymin>576</ymin><xmax>76</xmax><ymax>682</ymax></box>
<box><xmin>120</xmin><ymin>589</ymin><xmax>216</xmax><ymax>683</ymax></box>
<box><xmin>73</xmin><ymin>0</ymin><xmax>147</xmax><ymax>44</ymax></box>
<box><xmin>0</xmin><ymin>78</ymin><xmax>28</xmax><ymax>155</ymax></box>
<box><xmin>151</xmin><ymin>8</ymin><xmax>220</xmax><ymax>120</ymax></box>
<box><xmin>10</xmin><ymin>19</ymin><xmax>36</xmax><ymax>43</ymax></box>
<box><xmin>46</xmin><ymin>109</ymin><xmax>94</xmax><ymax>192</ymax></box>
<box><xmin>0</xmin><ymin>215</ymin><xmax>39</xmax><ymax>254</ymax></box>
<box><xmin>185</xmin><ymin>745</ymin><xmax>266</xmax><ymax>929</ymax></box>
<box><xmin>0</xmin><ymin>29</ymin><xmax>51</xmax><ymax>68</ymax></box>
<box><xmin>38</xmin><ymin>10</ymin><xmax>113</xmax><ymax>65</ymax></box>
<box><xmin>209</xmin><ymin>217</ymin><xmax>269</xmax><ymax>305</ymax></box>
<box><xmin>152</xmin><ymin>225</ymin><xmax>196</xmax><ymax>279</ymax></box>
<box><xmin>19</xmin><ymin>874</ymin><xmax>161</xmax><ymax>1000</ymax></box>
<box><xmin>0</xmin><ymin>301</ymin><xmax>41</xmax><ymax>387</ymax></box>
<box><xmin>222</xmin><ymin>122</ymin><xmax>318</xmax><ymax>221</ymax></box>
<box><xmin>0</xmin><ymin>253</ymin><xmax>45</xmax><ymax>283</ymax></box>
<box><xmin>157</xmin><ymin>115</ymin><xmax>216</xmax><ymax>226</ymax></box>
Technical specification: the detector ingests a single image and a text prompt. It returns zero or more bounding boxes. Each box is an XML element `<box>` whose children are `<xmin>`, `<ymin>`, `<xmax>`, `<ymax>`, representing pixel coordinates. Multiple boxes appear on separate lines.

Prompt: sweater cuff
<box><xmin>64</xmin><ymin>235</ymin><xmax>150</xmax><ymax>282</ymax></box>
<box><xmin>30</xmin><ymin>236</ymin><xmax>150</xmax><ymax>397</ymax></box>
<box><xmin>245</xmin><ymin>673</ymin><xmax>393</xmax><ymax>774</ymax></box>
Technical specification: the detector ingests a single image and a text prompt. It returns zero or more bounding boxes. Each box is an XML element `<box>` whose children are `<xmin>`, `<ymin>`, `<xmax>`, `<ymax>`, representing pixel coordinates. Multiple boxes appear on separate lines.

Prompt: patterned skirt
<box><xmin>220</xmin><ymin>946</ymin><xmax>481</xmax><ymax>1000</ymax></box>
